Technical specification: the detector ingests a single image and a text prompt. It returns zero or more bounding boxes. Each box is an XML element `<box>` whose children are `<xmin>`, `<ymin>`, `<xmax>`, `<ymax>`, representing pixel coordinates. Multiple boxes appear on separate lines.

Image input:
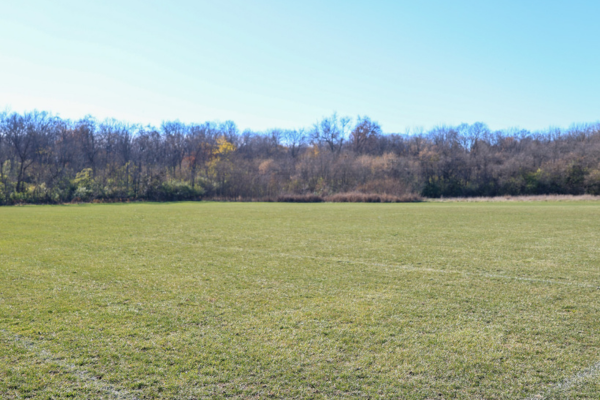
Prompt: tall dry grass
<box><xmin>324</xmin><ymin>192</ymin><xmax>422</xmax><ymax>203</ymax></box>
<box><xmin>430</xmin><ymin>194</ymin><xmax>600</xmax><ymax>202</ymax></box>
<box><xmin>271</xmin><ymin>192</ymin><xmax>424</xmax><ymax>203</ymax></box>
<box><xmin>276</xmin><ymin>194</ymin><xmax>324</xmax><ymax>203</ymax></box>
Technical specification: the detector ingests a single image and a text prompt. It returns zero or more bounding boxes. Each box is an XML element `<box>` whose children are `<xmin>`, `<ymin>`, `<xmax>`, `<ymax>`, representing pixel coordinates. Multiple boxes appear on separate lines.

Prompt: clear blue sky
<box><xmin>1</xmin><ymin>0</ymin><xmax>599</xmax><ymax>133</ymax></box>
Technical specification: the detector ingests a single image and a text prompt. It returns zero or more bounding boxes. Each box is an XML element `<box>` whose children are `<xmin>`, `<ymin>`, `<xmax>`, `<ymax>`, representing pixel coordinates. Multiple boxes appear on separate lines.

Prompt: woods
<box><xmin>1</xmin><ymin>110</ymin><xmax>599</xmax><ymax>205</ymax></box>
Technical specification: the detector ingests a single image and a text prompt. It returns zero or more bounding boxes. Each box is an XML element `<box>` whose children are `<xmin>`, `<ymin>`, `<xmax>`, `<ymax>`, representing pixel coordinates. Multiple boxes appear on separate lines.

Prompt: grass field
<box><xmin>1</xmin><ymin>202</ymin><xmax>600</xmax><ymax>399</ymax></box>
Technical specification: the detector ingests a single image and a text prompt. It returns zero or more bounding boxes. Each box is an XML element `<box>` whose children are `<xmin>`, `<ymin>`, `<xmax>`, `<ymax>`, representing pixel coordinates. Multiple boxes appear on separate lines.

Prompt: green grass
<box><xmin>1</xmin><ymin>201</ymin><xmax>600</xmax><ymax>399</ymax></box>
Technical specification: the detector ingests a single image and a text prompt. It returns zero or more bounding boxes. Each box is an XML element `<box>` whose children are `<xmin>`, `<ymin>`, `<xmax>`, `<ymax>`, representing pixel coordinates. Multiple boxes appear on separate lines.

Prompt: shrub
<box><xmin>585</xmin><ymin>170</ymin><xmax>600</xmax><ymax>195</ymax></box>
<box><xmin>73</xmin><ymin>186</ymin><xmax>92</xmax><ymax>201</ymax></box>
<box><xmin>152</xmin><ymin>181</ymin><xmax>204</xmax><ymax>201</ymax></box>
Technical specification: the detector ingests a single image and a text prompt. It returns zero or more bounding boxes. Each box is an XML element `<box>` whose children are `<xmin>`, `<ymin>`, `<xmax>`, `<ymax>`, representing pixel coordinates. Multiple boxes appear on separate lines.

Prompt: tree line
<box><xmin>1</xmin><ymin>110</ymin><xmax>599</xmax><ymax>205</ymax></box>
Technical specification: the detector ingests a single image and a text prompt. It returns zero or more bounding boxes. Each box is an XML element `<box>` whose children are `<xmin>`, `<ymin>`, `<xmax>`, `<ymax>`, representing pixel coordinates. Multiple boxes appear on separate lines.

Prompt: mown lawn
<box><xmin>1</xmin><ymin>201</ymin><xmax>599</xmax><ymax>399</ymax></box>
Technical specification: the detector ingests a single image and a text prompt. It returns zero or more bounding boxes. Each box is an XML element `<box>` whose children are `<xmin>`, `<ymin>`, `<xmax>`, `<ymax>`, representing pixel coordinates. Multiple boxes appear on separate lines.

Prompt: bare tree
<box><xmin>350</xmin><ymin>116</ymin><xmax>381</xmax><ymax>154</ymax></box>
<box><xmin>283</xmin><ymin>129</ymin><xmax>306</xmax><ymax>158</ymax></box>
<box><xmin>186</xmin><ymin>122</ymin><xmax>216</xmax><ymax>188</ymax></box>
<box><xmin>76</xmin><ymin>117</ymin><xmax>100</xmax><ymax>176</ymax></box>
<box><xmin>311</xmin><ymin>113</ymin><xmax>351</xmax><ymax>153</ymax></box>
<box><xmin>4</xmin><ymin>111</ymin><xmax>52</xmax><ymax>192</ymax></box>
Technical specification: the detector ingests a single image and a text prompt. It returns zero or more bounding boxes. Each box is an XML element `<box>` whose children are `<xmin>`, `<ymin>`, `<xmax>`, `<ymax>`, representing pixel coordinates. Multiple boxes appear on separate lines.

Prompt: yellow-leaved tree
<box><xmin>209</xmin><ymin>137</ymin><xmax>236</xmax><ymax>195</ymax></box>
